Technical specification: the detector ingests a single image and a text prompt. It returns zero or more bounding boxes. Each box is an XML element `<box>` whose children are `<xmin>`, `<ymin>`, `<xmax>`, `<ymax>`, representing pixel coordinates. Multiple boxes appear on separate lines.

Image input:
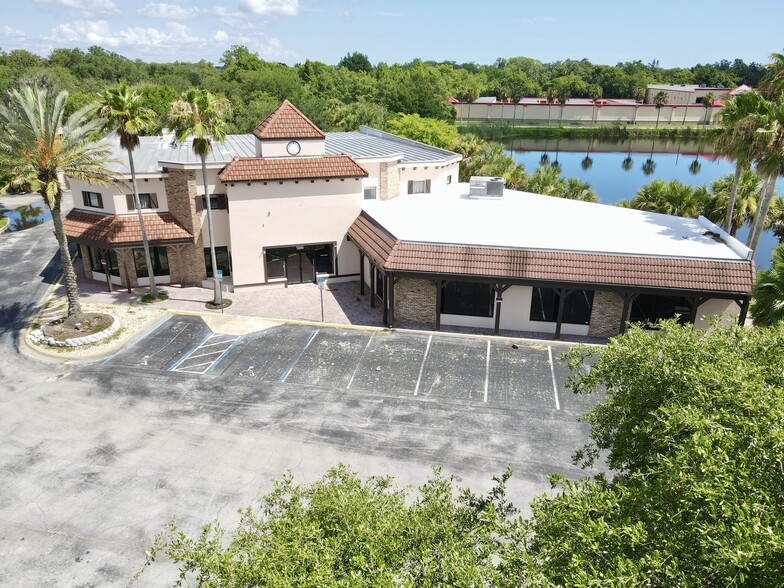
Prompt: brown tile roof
<box><xmin>348</xmin><ymin>212</ymin><xmax>754</xmax><ymax>295</ymax></box>
<box><xmin>63</xmin><ymin>210</ymin><xmax>193</xmax><ymax>247</ymax></box>
<box><xmin>218</xmin><ymin>155</ymin><xmax>368</xmax><ymax>183</ymax></box>
<box><xmin>253</xmin><ymin>100</ymin><xmax>325</xmax><ymax>140</ymax></box>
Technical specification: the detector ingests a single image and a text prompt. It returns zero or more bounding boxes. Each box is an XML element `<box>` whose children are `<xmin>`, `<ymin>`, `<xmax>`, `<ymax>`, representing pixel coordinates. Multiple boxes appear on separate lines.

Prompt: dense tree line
<box><xmin>0</xmin><ymin>45</ymin><xmax>767</xmax><ymax>134</ymax></box>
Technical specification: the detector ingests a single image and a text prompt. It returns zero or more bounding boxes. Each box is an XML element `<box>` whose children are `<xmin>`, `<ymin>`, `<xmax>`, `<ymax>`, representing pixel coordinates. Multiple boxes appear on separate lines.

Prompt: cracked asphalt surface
<box><xmin>0</xmin><ymin>210</ymin><xmax>604</xmax><ymax>587</ymax></box>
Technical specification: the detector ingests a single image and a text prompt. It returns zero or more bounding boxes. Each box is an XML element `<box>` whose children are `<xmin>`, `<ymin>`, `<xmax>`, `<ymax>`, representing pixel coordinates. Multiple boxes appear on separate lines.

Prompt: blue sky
<box><xmin>3</xmin><ymin>0</ymin><xmax>782</xmax><ymax>67</ymax></box>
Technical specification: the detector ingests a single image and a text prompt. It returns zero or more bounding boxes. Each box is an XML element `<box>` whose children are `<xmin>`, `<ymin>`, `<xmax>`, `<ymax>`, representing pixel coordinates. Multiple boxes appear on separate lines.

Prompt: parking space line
<box><xmin>205</xmin><ymin>336</ymin><xmax>243</xmax><ymax>374</ymax></box>
<box><xmin>484</xmin><ymin>340</ymin><xmax>490</xmax><ymax>403</ymax></box>
<box><xmin>548</xmin><ymin>345</ymin><xmax>561</xmax><ymax>410</ymax></box>
<box><xmin>413</xmin><ymin>335</ymin><xmax>432</xmax><ymax>396</ymax></box>
<box><xmin>169</xmin><ymin>333</ymin><xmax>214</xmax><ymax>371</ymax></box>
<box><xmin>346</xmin><ymin>333</ymin><xmax>375</xmax><ymax>390</ymax></box>
<box><xmin>170</xmin><ymin>334</ymin><xmax>241</xmax><ymax>375</ymax></box>
<box><xmin>277</xmin><ymin>328</ymin><xmax>319</xmax><ymax>383</ymax></box>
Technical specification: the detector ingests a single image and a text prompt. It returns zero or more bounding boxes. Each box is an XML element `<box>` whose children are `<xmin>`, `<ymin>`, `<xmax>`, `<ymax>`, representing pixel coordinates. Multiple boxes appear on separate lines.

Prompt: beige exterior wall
<box><xmin>255</xmin><ymin>138</ymin><xmax>325</xmax><ymax>158</ymax></box>
<box><xmin>694</xmin><ymin>298</ymin><xmax>739</xmax><ymax>329</ymax></box>
<box><xmin>398</xmin><ymin>163</ymin><xmax>458</xmax><ymax>196</ymax></box>
<box><xmin>455</xmin><ymin>103</ymin><xmax>718</xmax><ymax>125</ymax></box>
<box><xmin>494</xmin><ymin>285</ymin><xmax>590</xmax><ymax>336</ymax></box>
<box><xmin>225</xmin><ymin>178</ymin><xmax>364</xmax><ymax>286</ymax></box>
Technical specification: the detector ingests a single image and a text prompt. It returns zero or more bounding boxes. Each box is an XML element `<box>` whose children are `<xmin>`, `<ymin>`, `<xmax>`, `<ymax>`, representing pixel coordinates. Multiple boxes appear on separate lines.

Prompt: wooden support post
<box><xmin>435</xmin><ymin>280</ymin><xmax>442</xmax><ymax>331</ymax></box>
<box><xmin>620</xmin><ymin>292</ymin><xmax>632</xmax><ymax>334</ymax></box>
<box><xmin>688</xmin><ymin>296</ymin><xmax>699</xmax><ymax>325</ymax></box>
<box><xmin>370</xmin><ymin>265</ymin><xmax>376</xmax><ymax>308</ymax></box>
<box><xmin>554</xmin><ymin>288</ymin><xmax>567</xmax><ymax>340</ymax></box>
<box><xmin>359</xmin><ymin>253</ymin><xmax>365</xmax><ymax>295</ymax></box>
<box><xmin>382</xmin><ymin>274</ymin><xmax>389</xmax><ymax>325</ymax></box>
<box><xmin>493</xmin><ymin>284</ymin><xmax>511</xmax><ymax>336</ymax></box>
<box><xmin>738</xmin><ymin>298</ymin><xmax>749</xmax><ymax>326</ymax></box>
<box><xmin>388</xmin><ymin>275</ymin><xmax>395</xmax><ymax>327</ymax></box>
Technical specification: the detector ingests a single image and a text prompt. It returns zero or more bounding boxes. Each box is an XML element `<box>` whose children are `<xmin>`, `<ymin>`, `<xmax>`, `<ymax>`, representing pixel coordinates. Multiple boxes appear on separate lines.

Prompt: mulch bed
<box><xmin>42</xmin><ymin>312</ymin><xmax>113</xmax><ymax>341</ymax></box>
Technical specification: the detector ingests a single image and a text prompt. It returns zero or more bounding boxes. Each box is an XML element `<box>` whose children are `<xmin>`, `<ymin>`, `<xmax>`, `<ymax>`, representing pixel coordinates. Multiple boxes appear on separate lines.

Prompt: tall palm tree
<box><xmin>653</xmin><ymin>91</ymin><xmax>668</xmax><ymax>129</ymax></box>
<box><xmin>749</xmin><ymin>244</ymin><xmax>784</xmax><ymax>326</ymax></box>
<box><xmin>99</xmin><ymin>82</ymin><xmax>159</xmax><ymax>298</ymax></box>
<box><xmin>702</xmin><ymin>92</ymin><xmax>715</xmax><ymax>125</ymax></box>
<box><xmin>715</xmin><ymin>92</ymin><xmax>767</xmax><ymax>233</ymax></box>
<box><xmin>760</xmin><ymin>51</ymin><xmax>784</xmax><ymax>99</ymax></box>
<box><xmin>169</xmin><ymin>89</ymin><xmax>231</xmax><ymax>306</ymax></box>
<box><xmin>703</xmin><ymin>169</ymin><xmax>761</xmax><ymax>236</ymax></box>
<box><xmin>546</xmin><ymin>89</ymin><xmax>556</xmax><ymax>125</ymax></box>
<box><xmin>747</xmin><ymin>100</ymin><xmax>784</xmax><ymax>255</ymax></box>
<box><xmin>556</xmin><ymin>89</ymin><xmax>570</xmax><ymax>125</ymax></box>
<box><xmin>0</xmin><ymin>85</ymin><xmax>115</xmax><ymax>320</ymax></box>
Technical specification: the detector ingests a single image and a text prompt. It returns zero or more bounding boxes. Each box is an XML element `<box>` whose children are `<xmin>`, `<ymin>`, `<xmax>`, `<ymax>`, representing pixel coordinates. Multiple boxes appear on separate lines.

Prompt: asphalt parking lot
<box><xmin>106</xmin><ymin>315</ymin><xmax>592</xmax><ymax>414</ymax></box>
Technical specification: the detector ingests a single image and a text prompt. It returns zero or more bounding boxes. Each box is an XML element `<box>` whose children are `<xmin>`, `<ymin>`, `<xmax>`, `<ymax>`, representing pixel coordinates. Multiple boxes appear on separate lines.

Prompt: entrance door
<box><xmin>285</xmin><ymin>251</ymin><xmax>315</xmax><ymax>284</ymax></box>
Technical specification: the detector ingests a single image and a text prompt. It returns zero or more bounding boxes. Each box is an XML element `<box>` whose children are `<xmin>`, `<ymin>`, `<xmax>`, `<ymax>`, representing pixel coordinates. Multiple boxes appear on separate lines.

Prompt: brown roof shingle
<box><xmin>253</xmin><ymin>100</ymin><xmax>325</xmax><ymax>140</ymax></box>
<box><xmin>348</xmin><ymin>212</ymin><xmax>754</xmax><ymax>295</ymax></box>
<box><xmin>219</xmin><ymin>155</ymin><xmax>368</xmax><ymax>183</ymax></box>
<box><xmin>63</xmin><ymin>210</ymin><xmax>193</xmax><ymax>247</ymax></box>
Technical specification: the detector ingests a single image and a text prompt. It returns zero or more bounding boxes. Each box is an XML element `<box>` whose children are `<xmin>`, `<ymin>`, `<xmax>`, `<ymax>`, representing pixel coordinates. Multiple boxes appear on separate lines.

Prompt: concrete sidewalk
<box><xmin>70</xmin><ymin>271</ymin><xmax>606</xmax><ymax>345</ymax></box>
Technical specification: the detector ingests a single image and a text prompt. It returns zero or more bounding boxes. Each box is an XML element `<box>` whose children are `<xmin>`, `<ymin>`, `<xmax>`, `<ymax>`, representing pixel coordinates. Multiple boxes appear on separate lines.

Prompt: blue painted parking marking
<box><xmin>170</xmin><ymin>334</ymin><xmax>242</xmax><ymax>375</ymax></box>
<box><xmin>277</xmin><ymin>328</ymin><xmax>319</xmax><ymax>383</ymax></box>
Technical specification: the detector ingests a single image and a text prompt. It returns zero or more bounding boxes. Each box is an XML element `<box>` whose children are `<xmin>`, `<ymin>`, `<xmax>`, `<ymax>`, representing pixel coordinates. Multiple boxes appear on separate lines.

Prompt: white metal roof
<box><xmin>361</xmin><ymin>184</ymin><xmax>752</xmax><ymax>262</ymax></box>
<box><xmin>101</xmin><ymin>127</ymin><xmax>459</xmax><ymax>175</ymax></box>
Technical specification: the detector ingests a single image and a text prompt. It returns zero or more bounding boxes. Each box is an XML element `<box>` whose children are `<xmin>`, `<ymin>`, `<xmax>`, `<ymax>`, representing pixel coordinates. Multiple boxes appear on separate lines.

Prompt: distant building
<box><xmin>645</xmin><ymin>84</ymin><xmax>734</xmax><ymax>105</ymax></box>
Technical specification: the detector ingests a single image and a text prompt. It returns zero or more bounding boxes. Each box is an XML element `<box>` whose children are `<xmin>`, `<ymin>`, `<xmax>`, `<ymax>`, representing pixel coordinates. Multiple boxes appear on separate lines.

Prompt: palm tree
<box><xmin>622</xmin><ymin>156</ymin><xmax>634</xmax><ymax>171</ymax></box>
<box><xmin>715</xmin><ymin>92</ymin><xmax>767</xmax><ymax>233</ymax></box>
<box><xmin>546</xmin><ymin>89</ymin><xmax>556</xmax><ymax>125</ymax></box>
<box><xmin>99</xmin><ymin>82</ymin><xmax>159</xmax><ymax>298</ymax></box>
<box><xmin>630</xmin><ymin>179</ymin><xmax>709</xmax><ymax>218</ymax></box>
<box><xmin>688</xmin><ymin>158</ymin><xmax>702</xmax><ymax>175</ymax></box>
<box><xmin>702</xmin><ymin>92</ymin><xmax>715</xmax><ymax>125</ymax></box>
<box><xmin>749</xmin><ymin>244</ymin><xmax>784</xmax><ymax>326</ymax></box>
<box><xmin>653</xmin><ymin>91</ymin><xmax>668</xmax><ymax>128</ymax></box>
<box><xmin>169</xmin><ymin>89</ymin><xmax>231</xmax><ymax>306</ymax></box>
<box><xmin>0</xmin><ymin>85</ymin><xmax>115</xmax><ymax>320</ymax></box>
<box><xmin>556</xmin><ymin>89</ymin><xmax>570</xmax><ymax>125</ymax></box>
<box><xmin>703</xmin><ymin>169</ymin><xmax>762</xmax><ymax>236</ymax></box>
<box><xmin>590</xmin><ymin>86</ymin><xmax>602</xmax><ymax>124</ymax></box>
<box><xmin>760</xmin><ymin>51</ymin><xmax>784</xmax><ymax>99</ymax></box>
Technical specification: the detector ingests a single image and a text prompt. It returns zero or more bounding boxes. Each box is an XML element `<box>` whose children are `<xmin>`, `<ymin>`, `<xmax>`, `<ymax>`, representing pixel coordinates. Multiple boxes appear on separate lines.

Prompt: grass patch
<box><xmin>140</xmin><ymin>291</ymin><xmax>169</xmax><ymax>303</ymax></box>
<box><xmin>0</xmin><ymin>215</ymin><xmax>8</xmax><ymax>231</ymax></box>
<box><xmin>206</xmin><ymin>298</ymin><xmax>232</xmax><ymax>310</ymax></box>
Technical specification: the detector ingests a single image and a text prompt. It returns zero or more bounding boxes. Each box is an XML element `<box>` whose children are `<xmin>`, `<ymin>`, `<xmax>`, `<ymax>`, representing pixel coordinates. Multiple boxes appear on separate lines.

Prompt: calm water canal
<box><xmin>506</xmin><ymin>137</ymin><xmax>777</xmax><ymax>269</ymax></box>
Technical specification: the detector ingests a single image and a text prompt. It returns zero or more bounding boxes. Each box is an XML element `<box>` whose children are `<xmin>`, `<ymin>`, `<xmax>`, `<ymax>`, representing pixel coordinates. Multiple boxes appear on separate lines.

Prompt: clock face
<box><xmin>286</xmin><ymin>141</ymin><xmax>301</xmax><ymax>156</ymax></box>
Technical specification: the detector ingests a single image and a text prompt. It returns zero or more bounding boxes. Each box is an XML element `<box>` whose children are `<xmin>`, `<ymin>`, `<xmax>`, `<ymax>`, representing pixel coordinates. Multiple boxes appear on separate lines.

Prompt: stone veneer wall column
<box><xmin>164</xmin><ymin>169</ymin><xmax>207</xmax><ymax>286</ymax></box>
<box><xmin>394</xmin><ymin>278</ymin><xmax>436</xmax><ymax>325</ymax></box>
<box><xmin>79</xmin><ymin>244</ymin><xmax>92</xmax><ymax>279</ymax></box>
<box><xmin>116</xmin><ymin>248</ymin><xmax>137</xmax><ymax>289</ymax></box>
<box><xmin>588</xmin><ymin>290</ymin><xmax>630</xmax><ymax>338</ymax></box>
<box><xmin>378</xmin><ymin>161</ymin><xmax>401</xmax><ymax>201</ymax></box>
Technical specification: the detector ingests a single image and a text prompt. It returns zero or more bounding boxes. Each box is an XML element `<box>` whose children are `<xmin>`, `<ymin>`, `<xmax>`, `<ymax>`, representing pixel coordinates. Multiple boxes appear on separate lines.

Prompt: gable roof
<box><xmin>253</xmin><ymin>99</ymin><xmax>325</xmax><ymax>140</ymax></box>
<box><xmin>218</xmin><ymin>154</ymin><xmax>368</xmax><ymax>183</ymax></box>
<box><xmin>63</xmin><ymin>210</ymin><xmax>193</xmax><ymax>247</ymax></box>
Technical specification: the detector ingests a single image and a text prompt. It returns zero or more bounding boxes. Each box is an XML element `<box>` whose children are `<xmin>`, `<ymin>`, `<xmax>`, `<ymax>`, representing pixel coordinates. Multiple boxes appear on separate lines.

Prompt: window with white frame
<box><xmin>446</xmin><ymin>174</ymin><xmax>452</xmax><ymax>185</ymax></box>
<box><xmin>407</xmin><ymin>179</ymin><xmax>431</xmax><ymax>194</ymax></box>
<box><xmin>363</xmin><ymin>187</ymin><xmax>377</xmax><ymax>200</ymax></box>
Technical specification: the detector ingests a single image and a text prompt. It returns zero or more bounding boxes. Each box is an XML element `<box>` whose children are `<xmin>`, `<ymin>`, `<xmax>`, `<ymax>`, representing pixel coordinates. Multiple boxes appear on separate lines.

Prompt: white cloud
<box><xmin>138</xmin><ymin>2</ymin><xmax>199</xmax><ymax>19</ymax></box>
<box><xmin>1</xmin><ymin>25</ymin><xmax>27</xmax><ymax>38</ymax></box>
<box><xmin>58</xmin><ymin>0</ymin><xmax>120</xmax><ymax>14</ymax></box>
<box><xmin>239</xmin><ymin>0</ymin><xmax>299</xmax><ymax>16</ymax></box>
<box><xmin>214</xmin><ymin>30</ymin><xmax>228</xmax><ymax>42</ymax></box>
<box><xmin>48</xmin><ymin>19</ymin><xmax>200</xmax><ymax>51</ymax></box>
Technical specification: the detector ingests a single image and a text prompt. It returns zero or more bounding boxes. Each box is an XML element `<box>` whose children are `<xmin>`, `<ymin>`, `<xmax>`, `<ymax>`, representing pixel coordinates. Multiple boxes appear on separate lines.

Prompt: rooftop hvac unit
<box><xmin>469</xmin><ymin>176</ymin><xmax>506</xmax><ymax>197</ymax></box>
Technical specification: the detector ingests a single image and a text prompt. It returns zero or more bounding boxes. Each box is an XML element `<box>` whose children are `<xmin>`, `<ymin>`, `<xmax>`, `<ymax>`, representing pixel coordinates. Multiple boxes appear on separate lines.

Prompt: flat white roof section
<box><xmin>361</xmin><ymin>184</ymin><xmax>752</xmax><ymax>262</ymax></box>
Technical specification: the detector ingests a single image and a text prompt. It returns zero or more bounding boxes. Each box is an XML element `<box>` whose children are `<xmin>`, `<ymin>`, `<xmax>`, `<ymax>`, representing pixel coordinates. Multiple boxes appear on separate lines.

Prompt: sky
<box><xmin>2</xmin><ymin>0</ymin><xmax>783</xmax><ymax>68</ymax></box>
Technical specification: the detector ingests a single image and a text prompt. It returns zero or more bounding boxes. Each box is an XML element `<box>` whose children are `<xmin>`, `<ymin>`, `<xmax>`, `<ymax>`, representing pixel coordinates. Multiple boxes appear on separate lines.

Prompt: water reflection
<box><xmin>506</xmin><ymin>138</ymin><xmax>777</xmax><ymax>269</ymax></box>
<box><xmin>3</xmin><ymin>202</ymin><xmax>52</xmax><ymax>232</ymax></box>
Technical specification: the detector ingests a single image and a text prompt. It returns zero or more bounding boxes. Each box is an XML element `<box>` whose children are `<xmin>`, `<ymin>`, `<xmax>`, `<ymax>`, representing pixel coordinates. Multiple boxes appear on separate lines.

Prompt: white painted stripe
<box><xmin>413</xmin><ymin>335</ymin><xmax>432</xmax><ymax>396</ymax></box>
<box><xmin>179</xmin><ymin>348</ymin><xmax>231</xmax><ymax>361</ymax></box>
<box><xmin>346</xmin><ymin>334</ymin><xmax>375</xmax><ymax>390</ymax></box>
<box><xmin>548</xmin><ymin>345</ymin><xmax>561</xmax><ymax>411</ymax></box>
<box><xmin>483</xmin><ymin>340</ymin><xmax>491</xmax><ymax>403</ymax></box>
<box><xmin>279</xmin><ymin>329</ymin><xmax>319</xmax><ymax>383</ymax></box>
<box><xmin>195</xmin><ymin>338</ymin><xmax>238</xmax><ymax>349</ymax></box>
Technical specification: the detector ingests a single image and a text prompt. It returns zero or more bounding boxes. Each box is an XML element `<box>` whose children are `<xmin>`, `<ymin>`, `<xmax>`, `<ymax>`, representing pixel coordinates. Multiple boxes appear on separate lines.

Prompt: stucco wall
<box><xmin>694</xmin><ymin>298</ymin><xmax>739</xmax><ymax>329</ymax></box>
<box><xmin>455</xmin><ymin>103</ymin><xmax>717</xmax><ymax>125</ymax></box>
<box><xmin>225</xmin><ymin>178</ymin><xmax>364</xmax><ymax>286</ymax></box>
<box><xmin>256</xmin><ymin>138</ymin><xmax>325</xmax><ymax>158</ymax></box>
<box><xmin>398</xmin><ymin>163</ymin><xmax>458</xmax><ymax>197</ymax></box>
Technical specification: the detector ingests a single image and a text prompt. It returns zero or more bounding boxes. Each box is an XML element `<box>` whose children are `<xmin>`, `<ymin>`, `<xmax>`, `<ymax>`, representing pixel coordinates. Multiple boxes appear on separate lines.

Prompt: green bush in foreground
<box><xmin>148</xmin><ymin>321</ymin><xmax>784</xmax><ymax>587</ymax></box>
